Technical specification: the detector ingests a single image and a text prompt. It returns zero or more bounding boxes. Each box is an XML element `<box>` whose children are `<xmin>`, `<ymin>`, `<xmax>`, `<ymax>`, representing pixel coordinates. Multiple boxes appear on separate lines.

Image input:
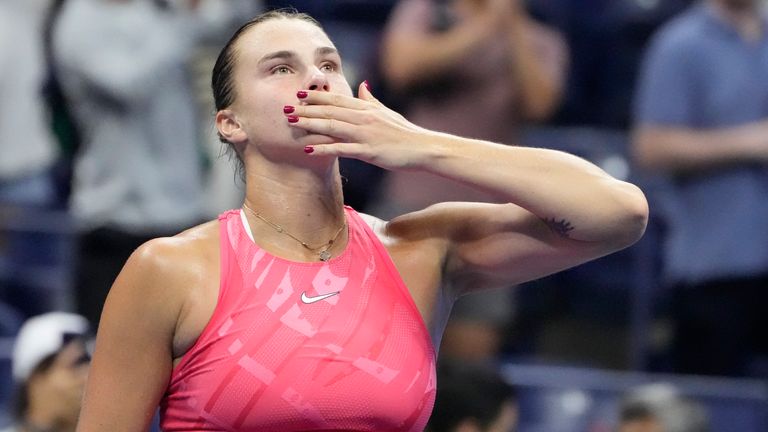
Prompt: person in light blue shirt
<box><xmin>632</xmin><ymin>0</ymin><xmax>768</xmax><ymax>377</ymax></box>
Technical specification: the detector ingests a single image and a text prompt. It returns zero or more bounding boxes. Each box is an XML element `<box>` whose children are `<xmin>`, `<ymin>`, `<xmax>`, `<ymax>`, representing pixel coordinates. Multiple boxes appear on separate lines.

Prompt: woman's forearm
<box><xmin>291</xmin><ymin>86</ymin><xmax>647</xmax><ymax>247</ymax></box>
<box><xmin>414</xmin><ymin>132</ymin><xmax>648</xmax><ymax>244</ymax></box>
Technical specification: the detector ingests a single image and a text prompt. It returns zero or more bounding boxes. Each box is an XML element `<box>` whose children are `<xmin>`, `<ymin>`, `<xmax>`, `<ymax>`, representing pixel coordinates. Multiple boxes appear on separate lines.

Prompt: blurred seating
<box><xmin>501</xmin><ymin>363</ymin><xmax>768</xmax><ymax>432</ymax></box>
<box><xmin>0</xmin><ymin>301</ymin><xmax>23</xmax><ymax>428</ymax></box>
<box><xmin>0</xmin><ymin>205</ymin><xmax>76</xmax><ymax>318</ymax></box>
<box><xmin>265</xmin><ymin>0</ymin><xmax>397</xmax><ymax>25</ymax></box>
<box><xmin>0</xmin><ymin>205</ymin><xmax>75</xmax><ymax>425</ymax></box>
<box><xmin>0</xmin><ymin>344</ymin><xmax>11</xmax><ymax>428</ymax></box>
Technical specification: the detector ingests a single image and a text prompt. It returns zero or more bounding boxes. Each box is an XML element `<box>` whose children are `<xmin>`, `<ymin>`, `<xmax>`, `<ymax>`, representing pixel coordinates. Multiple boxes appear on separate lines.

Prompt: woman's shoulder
<box><xmin>121</xmin><ymin>219</ymin><xmax>220</xmax><ymax>293</ymax></box>
<box><xmin>361</xmin><ymin>203</ymin><xmax>471</xmax><ymax>247</ymax></box>
<box><xmin>139</xmin><ymin>219</ymin><xmax>218</xmax><ymax>260</ymax></box>
<box><xmin>356</xmin><ymin>211</ymin><xmax>386</xmax><ymax>234</ymax></box>
<box><xmin>102</xmin><ymin>220</ymin><xmax>220</xmax><ymax>337</ymax></box>
<box><xmin>378</xmin><ymin>202</ymin><xmax>486</xmax><ymax>235</ymax></box>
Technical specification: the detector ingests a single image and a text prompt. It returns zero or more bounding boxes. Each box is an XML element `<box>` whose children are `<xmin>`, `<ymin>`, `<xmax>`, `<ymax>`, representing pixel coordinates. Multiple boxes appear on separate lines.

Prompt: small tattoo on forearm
<box><xmin>545</xmin><ymin>217</ymin><xmax>575</xmax><ymax>238</ymax></box>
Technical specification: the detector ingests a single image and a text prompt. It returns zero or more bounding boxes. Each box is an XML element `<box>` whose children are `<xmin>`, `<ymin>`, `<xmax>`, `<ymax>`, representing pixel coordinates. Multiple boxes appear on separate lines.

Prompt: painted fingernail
<box><xmin>363</xmin><ymin>80</ymin><xmax>371</xmax><ymax>92</ymax></box>
<box><xmin>304</xmin><ymin>146</ymin><xmax>314</xmax><ymax>154</ymax></box>
<box><xmin>283</xmin><ymin>105</ymin><xmax>295</xmax><ymax>114</ymax></box>
<box><xmin>287</xmin><ymin>115</ymin><xmax>299</xmax><ymax>123</ymax></box>
<box><xmin>297</xmin><ymin>90</ymin><xmax>308</xmax><ymax>99</ymax></box>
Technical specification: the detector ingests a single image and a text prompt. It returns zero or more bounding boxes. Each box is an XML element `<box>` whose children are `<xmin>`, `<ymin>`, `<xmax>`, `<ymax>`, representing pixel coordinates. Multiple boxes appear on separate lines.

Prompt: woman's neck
<box><xmin>241</xmin><ymin>161</ymin><xmax>347</xmax><ymax>259</ymax></box>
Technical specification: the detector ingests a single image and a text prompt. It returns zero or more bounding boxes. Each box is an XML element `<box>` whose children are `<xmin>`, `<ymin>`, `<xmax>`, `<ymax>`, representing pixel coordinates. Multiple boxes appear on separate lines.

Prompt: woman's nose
<box><xmin>305</xmin><ymin>68</ymin><xmax>330</xmax><ymax>92</ymax></box>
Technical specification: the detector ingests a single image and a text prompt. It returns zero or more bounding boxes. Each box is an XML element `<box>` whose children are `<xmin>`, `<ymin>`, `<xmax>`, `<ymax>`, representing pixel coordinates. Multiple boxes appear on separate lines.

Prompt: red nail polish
<box><xmin>287</xmin><ymin>115</ymin><xmax>299</xmax><ymax>123</ymax></box>
<box><xmin>363</xmin><ymin>80</ymin><xmax>371</xmax><ymax>92</ymax></box>
<box><xmin>297</xmin><ymin>90</ymin><xmax>308</xmax><ymax>99</ymax></box>
<box><xmin>283</xmin><ymin>105</ymin><xmax>295</xmax><ymax>114</ymax></box>
<box><xmin>304</xmin><ymin>146</ymin><xmax>314</xmax><ymax>154</ymax></box>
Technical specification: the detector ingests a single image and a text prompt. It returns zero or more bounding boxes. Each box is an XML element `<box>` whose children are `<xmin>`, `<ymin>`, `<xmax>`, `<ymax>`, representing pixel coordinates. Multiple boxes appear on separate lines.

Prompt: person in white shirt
<box><xmin>0</xmin><ymin>0</ymin><xmax>59</xmax><ymax>207</ymax></box>
<box><xmin>52</xmin><ymin>0</ymin><xmax>247</xmax><ymax>327</ymax></box>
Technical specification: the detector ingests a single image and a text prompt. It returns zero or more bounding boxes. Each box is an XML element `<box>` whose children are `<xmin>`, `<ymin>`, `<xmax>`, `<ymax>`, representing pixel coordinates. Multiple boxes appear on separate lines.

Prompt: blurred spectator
<box><xmin>2</xmin><ymin>312</ymin><xmax>90</xmax><ymax>432</ymax></box>
<box><xmin>618</xmin><ymin>383</ymin><xmax>710</xmax><ymax>432</ymax></box>
<box><xmin>427</xmin><ymin>361</ymin><xmax>517</xmax><ymax>432</ymax></box>
<box><xmin>0</xmin><ymin>0</ymin><xmax>58</xmax><ymax>207</ymax></box>
<box><xmin>530</xmin><ymin>0</ymin><xmax>694</xmax><ymax>129</ymax></box>
<box><xmin>51</xmin><ymin>0</ymin><xmax>244</xmax><ymax>327</ymax></box>
<box><xmin>375</xmin><ymin>0</ymin><xmax>568</xmax><ymax>362</ymax></box>
<box><xmin>0</xmin><ymin>0</ymin><xmax>69</xmax><ymax>321</ymax></box>
<box><xmin>632</xmin><ymin>0</ymin><xmax>768</xmax><ymax>377</ymax></box>
<box><xmin>379</xmin><ymin>0</ymin><xmax>567</xmax><ymax>156</ymax></box>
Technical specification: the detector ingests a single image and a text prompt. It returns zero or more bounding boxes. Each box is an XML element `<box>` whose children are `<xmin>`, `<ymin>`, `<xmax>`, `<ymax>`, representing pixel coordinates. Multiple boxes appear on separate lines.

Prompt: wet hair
<box><xmin>211</xmin><ymin>9</ymin><xmax>322</xmax><ymax>181</ymax></box>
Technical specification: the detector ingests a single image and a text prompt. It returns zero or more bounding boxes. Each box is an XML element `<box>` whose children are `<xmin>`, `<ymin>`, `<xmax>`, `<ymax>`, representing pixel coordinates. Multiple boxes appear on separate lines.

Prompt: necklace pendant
<box><xmin>319</xmin><ymin>250</ymin><xmax>332</xmax><ymax>262</ymax></box>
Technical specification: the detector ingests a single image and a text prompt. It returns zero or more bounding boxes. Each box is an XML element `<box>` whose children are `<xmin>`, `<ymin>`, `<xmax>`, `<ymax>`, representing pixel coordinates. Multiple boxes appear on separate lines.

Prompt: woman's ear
<box><xmin>216</xmin><ymin>109</ymin><xmax>247</xmax><ymax>144</ymax></box>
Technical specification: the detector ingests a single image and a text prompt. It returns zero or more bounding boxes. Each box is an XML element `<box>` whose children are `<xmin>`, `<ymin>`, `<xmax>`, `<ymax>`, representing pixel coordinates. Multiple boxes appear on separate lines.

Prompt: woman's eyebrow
<box><xmin>316</xmin><ymin>46</ymin><xmax>339</xmax><ymax>58</ymax></box>
<box><xmin>257</xmin><ymin>47</ymin><xmax>339</xmax><ymax>66</ymax></box>
<box><xmin>258</xmin><ymin>50</ymin><xmax>297</xmax><ymax>66</ymax></box>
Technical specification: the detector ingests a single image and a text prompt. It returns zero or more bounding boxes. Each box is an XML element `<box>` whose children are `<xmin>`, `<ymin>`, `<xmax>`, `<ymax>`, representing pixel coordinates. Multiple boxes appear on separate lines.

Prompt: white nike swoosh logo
<box><xmin>301</xmin><ymin>291</ymin><xmax>340</xmax><ymax>304</ymax></box>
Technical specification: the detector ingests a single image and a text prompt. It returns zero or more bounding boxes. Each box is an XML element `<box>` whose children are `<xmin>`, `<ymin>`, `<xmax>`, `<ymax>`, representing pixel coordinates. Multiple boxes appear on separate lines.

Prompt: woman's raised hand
<box><xmin>286</xmin><ymin>82</ymin><xmax>435</xmax><ymax>171</ymax></box>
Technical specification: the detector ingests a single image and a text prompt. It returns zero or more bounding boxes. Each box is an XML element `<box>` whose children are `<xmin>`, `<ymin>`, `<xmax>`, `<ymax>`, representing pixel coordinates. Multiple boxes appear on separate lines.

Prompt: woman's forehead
<box><xmin>237</xmin><ymin>19</ymin><xmax>336</xmax><ymax>60</ymax></box>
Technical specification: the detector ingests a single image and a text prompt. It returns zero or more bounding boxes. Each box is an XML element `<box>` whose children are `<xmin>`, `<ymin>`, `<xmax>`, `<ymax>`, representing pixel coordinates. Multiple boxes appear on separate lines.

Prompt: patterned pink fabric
<box><xmin>160</xmin><ymin>207</ymin><xmax>436</xmax><ymax>431</ymax></box>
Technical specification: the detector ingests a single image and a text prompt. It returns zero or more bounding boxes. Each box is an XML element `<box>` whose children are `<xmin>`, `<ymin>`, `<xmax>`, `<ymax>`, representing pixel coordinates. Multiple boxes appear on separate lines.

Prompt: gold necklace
<box><xmin>242</xmin><ymin>203</ymin><xmax>346</xmax><ymax>262</ymax></box>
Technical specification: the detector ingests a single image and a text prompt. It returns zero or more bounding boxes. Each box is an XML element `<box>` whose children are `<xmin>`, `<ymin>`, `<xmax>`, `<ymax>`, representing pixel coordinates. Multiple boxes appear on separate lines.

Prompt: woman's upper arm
<box><xmin>417</xmin><ymin>202</ymin><xmax>609</xmax><ymax>292</ymax></box>
<box><xmin>77</xmin><ymin>239</ymin><xmax>191</xmax><ymax>432</ymax></box>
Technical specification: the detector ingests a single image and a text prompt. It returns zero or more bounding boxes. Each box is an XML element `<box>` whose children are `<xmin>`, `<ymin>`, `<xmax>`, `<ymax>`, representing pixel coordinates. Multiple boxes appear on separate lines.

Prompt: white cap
<box><xmin>12</xmin><ymin>312</ymin><xmax>89</xmax><ymax>382</ymax></box>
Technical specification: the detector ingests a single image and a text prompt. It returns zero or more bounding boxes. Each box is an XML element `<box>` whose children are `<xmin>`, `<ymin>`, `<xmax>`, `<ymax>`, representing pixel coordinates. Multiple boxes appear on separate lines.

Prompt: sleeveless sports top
<box><xmin>160</xmin><ymin>207</ymin><xmax>436</xmax><ymax>431</ymax></box>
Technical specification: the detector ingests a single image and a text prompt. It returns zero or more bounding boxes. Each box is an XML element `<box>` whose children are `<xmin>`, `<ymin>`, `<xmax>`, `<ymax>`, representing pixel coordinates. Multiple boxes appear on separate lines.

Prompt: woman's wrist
<box><xmin>406</xmin><ymin>130</ymin><xmax>458</xmax><ymax>172</ymax></box>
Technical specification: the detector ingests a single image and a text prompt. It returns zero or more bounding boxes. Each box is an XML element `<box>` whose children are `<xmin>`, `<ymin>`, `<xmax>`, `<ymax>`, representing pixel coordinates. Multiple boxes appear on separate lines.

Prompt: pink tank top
<box><xmin>160</xmin><ymin>207</ymin><xmax>436</xmax><ymax>431</ymax></box>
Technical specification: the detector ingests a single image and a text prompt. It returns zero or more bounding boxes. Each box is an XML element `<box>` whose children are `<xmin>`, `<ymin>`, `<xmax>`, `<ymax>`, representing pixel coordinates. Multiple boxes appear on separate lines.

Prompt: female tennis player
<box><xmin>76</xmin><ymin>10</ymin><xmax>648</xmax><ymax>432</ymax></box>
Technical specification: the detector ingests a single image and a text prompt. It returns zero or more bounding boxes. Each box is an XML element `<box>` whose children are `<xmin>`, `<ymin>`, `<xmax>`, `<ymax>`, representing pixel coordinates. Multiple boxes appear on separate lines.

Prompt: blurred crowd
<box><xmin>2</xmin><ymin>0</ymin><xmax>768</xmax><ymax>431</ymax></box>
